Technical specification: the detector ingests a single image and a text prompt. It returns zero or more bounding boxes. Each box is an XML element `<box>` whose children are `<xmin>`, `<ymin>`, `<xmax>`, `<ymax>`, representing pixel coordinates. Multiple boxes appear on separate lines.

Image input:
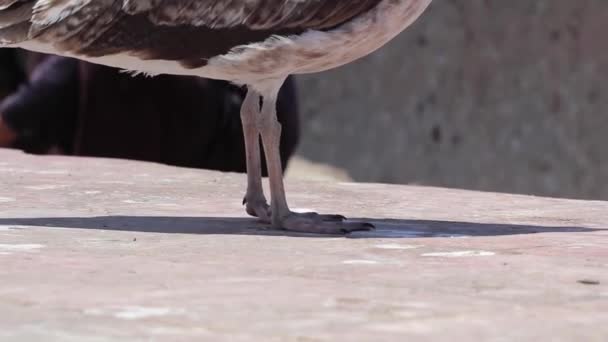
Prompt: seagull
<box><xmin>0</xmin><ymin>0</ymin><xmax>432</xmax><ymax>234</ymax></box>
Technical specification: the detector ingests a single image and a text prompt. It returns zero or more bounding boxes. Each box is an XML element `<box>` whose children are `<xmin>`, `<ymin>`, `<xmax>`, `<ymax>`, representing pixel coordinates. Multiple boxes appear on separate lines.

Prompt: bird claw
<box><xmin>243</xmin><ymin>196</ymin><xmax>271</xmax><ymax>222</ymax></box>
<box><xmin>277</xmin><ymin>212</ymin><xmax>374</xmax><ymax>235</ymax></box>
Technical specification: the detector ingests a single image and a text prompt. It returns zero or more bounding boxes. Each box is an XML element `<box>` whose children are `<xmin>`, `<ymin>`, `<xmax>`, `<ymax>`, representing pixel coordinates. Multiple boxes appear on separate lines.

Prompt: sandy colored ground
<box><xmin>0</xmin><ymin>149</ymin><xmax>606</xmax><ymax>341</ymax></box>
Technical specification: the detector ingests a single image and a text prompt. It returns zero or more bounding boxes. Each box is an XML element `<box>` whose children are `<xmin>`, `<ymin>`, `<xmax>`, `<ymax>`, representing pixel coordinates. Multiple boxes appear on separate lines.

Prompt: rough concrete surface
<box><xmin>0</xmin><ymin>149</ymin><xmax>606</xmax><ymax>341</ymax></box>
<box><xmin>296</xmin><ymin>0</ymin><xmax>608</xmax><ymax>200</ymax></box>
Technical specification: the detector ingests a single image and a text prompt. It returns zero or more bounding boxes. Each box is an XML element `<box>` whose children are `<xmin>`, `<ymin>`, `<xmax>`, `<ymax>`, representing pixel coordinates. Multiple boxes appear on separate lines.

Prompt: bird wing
<box><xmin>0</xmin><ymin>0</ymin><xmax>383</xmax><ymax>67</ymax></box>
<box><xmin>0</xmin><ymin>0</ymin><xmax>106</xmax><ymax>44</ymax></box>
<box><xmin>0</xmin><ymin>0</ymin><xmax>382</xmax><ymax>45</ymax></box>
<box><xmin>127</xmin><ymin>0</ymin><xmax>383</xmax><ymax>31</ymax></box>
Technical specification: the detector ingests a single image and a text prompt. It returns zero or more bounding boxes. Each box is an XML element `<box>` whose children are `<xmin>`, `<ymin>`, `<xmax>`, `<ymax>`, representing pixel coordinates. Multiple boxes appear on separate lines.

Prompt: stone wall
<box><xmin>295</xmin><ymin>0</ymin><xmax>608</xmax><ymax>200</ymax></box>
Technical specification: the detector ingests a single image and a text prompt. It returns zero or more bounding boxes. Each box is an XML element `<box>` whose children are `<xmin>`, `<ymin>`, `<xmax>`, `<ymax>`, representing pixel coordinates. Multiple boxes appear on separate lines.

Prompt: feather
<box><xmin>30</xmin><ymin>0</ymin><xmax>93</xmax><ymax>32</ymax></box>
<box><xmin>0</xmin><ymin>0</ymin><xmax>21</xmax><ymax>11</ymax></box>
<box><xmin>146</xmin><ymin>0</ymin><xmax>383</xmax><ymax>30</ymax></box>
<box><xmin>0</xmin><ymin>0</ymin><xmax>32</xmax><ymax>29</ymax></box>
<box><xmin>0</xmin><ymin>20</ymin><xmax>28</xmax><ymax>44</ymax></box>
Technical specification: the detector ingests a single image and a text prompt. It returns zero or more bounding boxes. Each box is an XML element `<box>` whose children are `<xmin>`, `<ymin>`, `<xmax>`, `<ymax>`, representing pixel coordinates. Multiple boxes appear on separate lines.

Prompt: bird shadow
<box><xmin>0</xmin><ymin>216</ymin><xmax>602</xmax><ymax>238</ymax></box>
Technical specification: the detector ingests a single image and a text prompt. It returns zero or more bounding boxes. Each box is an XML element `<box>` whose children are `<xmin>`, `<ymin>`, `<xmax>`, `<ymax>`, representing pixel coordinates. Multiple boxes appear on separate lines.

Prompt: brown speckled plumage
<box><xmin>0</xmin><ymin>0</ymin><xmax>383</xmax><ymax>68</ymax></box>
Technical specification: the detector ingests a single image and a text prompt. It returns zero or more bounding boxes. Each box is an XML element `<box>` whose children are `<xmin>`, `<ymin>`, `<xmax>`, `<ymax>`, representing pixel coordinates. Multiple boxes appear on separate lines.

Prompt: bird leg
<box><xmin>256</xmin><ymin>81</ymin><xmax>374</xmax><ymax>234</ymax></box>
<box><xmin>240</xmin><ymin>88</ymin><xmax>270</xmax><ymax>222</ymax></box>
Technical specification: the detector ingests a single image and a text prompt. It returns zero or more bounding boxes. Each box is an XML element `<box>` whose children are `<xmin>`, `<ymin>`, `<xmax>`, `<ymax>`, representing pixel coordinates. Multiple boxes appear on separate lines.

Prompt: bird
<box><xmin>0</xmin><ymin>0</ymin><xmax>432</xmax><ymax>234</ymax></box>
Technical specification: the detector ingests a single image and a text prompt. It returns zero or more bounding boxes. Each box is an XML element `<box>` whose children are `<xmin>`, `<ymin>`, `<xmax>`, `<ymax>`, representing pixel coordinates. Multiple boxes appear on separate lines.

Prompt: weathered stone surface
<box><xmin>297</xmin><ymin>0</ymin><xmax>608</xmax><ymax>200</ymax></box>
<box><xmin>0</xmin><ymin>149</ymin><xmax>606</xmax><ymax>341</ymax></box>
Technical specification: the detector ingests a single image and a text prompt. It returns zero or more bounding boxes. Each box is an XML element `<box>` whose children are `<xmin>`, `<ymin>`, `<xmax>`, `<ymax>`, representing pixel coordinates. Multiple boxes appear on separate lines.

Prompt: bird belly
<box><xmin>204</xmin><ymin>0</ymin><xmax>432</xmax><ymax>82</ymax></box>
<box><xmin>16</xmin><ymin>39</ymin><xmax>236</xmax><ymax>80</ymax></box>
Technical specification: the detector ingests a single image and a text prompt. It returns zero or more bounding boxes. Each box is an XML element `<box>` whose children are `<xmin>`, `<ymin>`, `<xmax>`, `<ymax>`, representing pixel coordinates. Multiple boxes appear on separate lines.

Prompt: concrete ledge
<box><xmin>0</xmin><ymin>149</ymin><xmax>606</xmax><ymax>341</ymax></box>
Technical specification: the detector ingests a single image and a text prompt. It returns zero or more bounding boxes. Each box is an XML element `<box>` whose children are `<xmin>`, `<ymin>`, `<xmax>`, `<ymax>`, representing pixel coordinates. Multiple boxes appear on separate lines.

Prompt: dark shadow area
<box><xmin>0</xmin><ymin>216</ymin><xmax>603</xmax><ymax>238</ymax></box>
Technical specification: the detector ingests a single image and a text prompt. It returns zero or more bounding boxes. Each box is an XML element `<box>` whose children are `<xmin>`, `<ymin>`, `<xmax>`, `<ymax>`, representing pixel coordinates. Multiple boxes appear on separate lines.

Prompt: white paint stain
<box><xmin>24</xmin><ymin>184</ymin><xmax>68</xmax><ymax>190</ymax></box>
<box><xmin>292</xmin><ymin>208</ymin><xmax>315</xmax><ymax>213</ymax></box>
<box><xmin>123</xmin><ymin>199</ymin><xmax>146</xmax><ymax>204</ymax></box>
<box><xmin>85</xmin><ymin>306</ymin><xmax>185</xmax><ymax>320</ymax></box>
<box><xmin>567</xmin><ymin>243</ymin><xmax>597</xmax><ymax>249</ymax></box>
<box><xmin>36</xmin><ymin>170</ymin><xmax>69</xmax><ymax>175</ymax></box>
<box><xmin>374</xmin><ymin>244</ymin><xmax>422</xmax><ymax>250</ymax></box>
<box><xmin>343</xmin><ymin>259</ymin><xmax>379</xmax><ymax>265</ymax></box>
<box><xmin>114</xmin><ymin>307</ymin><xmax>177</xmax><ymax>320</ymax></box>
<box><xmin>0</xmin><ymin>197</ymin><xmax>16</xmax><ymax>203</ymax></box>
<box><xmin>422</xmin><ymin>250</ymin><xmax>495</xmax><ymax>258</ymax></box>
<box><xmin>84</xmin><ymin>190</ymin><xmax>102</xmax><ymax>195</ymax></box>
<box><xmin>0</xmin><ymin>244</ymin><xmax>45</xmax><ymax>252</ymax></box>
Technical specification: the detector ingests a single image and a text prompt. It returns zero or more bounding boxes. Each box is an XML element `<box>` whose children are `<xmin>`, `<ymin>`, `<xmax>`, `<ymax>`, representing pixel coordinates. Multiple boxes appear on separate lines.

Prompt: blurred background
<box><xmin>291</xmin><ymin>0</ymin><xmax>608</xmax><ymax>201</ymax></box>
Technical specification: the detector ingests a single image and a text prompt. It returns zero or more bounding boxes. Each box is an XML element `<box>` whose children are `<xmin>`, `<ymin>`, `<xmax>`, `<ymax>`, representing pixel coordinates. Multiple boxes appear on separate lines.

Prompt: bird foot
<box><xmin>276</xmin><ymin>211</ymin><xmax>374</xmax><ymax>235</ymax></box>
<box><xmin>243</xmin><ymin>196</ymin><xmax>271</xmax><ymax>222</ymax></box>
